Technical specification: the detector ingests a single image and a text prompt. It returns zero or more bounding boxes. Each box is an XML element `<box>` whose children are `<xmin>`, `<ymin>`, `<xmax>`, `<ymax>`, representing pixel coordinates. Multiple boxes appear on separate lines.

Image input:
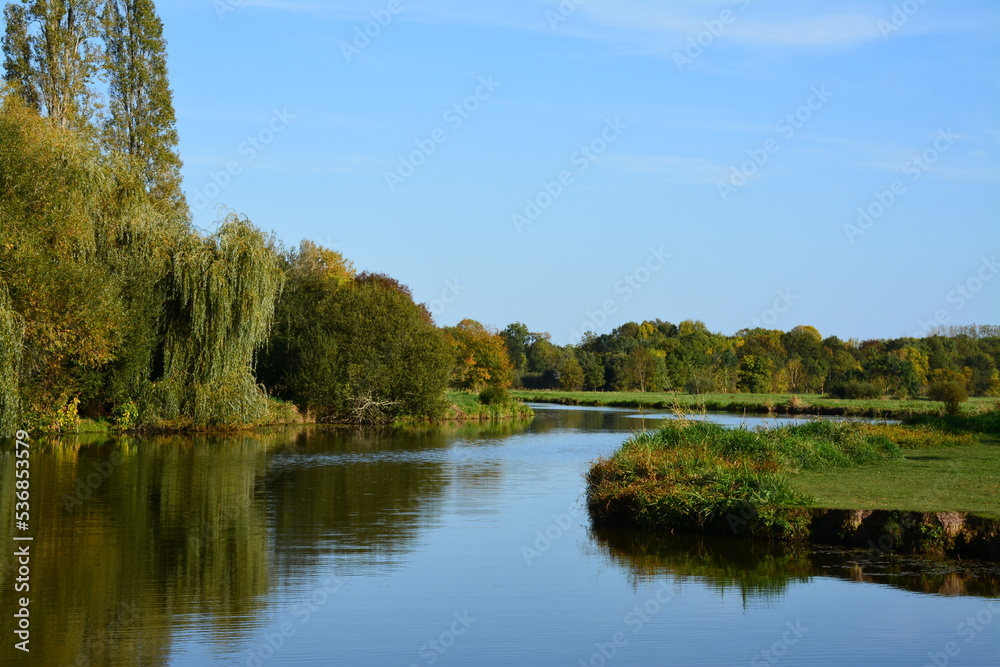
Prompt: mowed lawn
<box><xmin>790</xmin><ymin>436</ymin><xmax>1000</xmax><ymax>518</ymax></box>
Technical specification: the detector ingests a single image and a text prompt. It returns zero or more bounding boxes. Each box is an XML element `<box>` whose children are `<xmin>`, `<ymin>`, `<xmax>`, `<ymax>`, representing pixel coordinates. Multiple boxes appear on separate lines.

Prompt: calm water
<box><xmin>1</xmin><ymin>406</ymin><xmax>998</xmax><ymax>666</ymax></box>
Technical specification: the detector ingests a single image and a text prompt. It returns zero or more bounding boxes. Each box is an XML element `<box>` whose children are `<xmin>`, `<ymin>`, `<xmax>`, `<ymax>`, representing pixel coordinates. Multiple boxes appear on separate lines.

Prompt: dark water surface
<box><xmin>1</xmin><ymin>406</ymin><xmax>998</xmax><ymax>666</ymax></box>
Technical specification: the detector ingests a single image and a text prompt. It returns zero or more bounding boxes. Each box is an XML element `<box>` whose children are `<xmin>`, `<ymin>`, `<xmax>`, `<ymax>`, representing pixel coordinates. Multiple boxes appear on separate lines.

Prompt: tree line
<box><xmin>1</xmin><ymin>3</ymin><xmax>996</xmax><ymax>437</ymax></box>
<box><xmin>499</xmin><ymin>320</ymin><xmax>1000</xmax><ymax>400</ymax></box>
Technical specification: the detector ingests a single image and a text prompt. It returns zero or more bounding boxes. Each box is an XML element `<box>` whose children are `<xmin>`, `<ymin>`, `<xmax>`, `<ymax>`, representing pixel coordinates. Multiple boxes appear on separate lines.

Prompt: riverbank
<box><xmin>586</xmin><ymin>412</ymin><xmax>1000</xmax><ymax>559</ymax></box>
<box><xmin>513</xmin><ymin>390</ymin><xmax>997</xmax><ymax>419</ymax></box>
<box><xmin>50</xmin><ymin>392</ymin><xmax>533</xmax><ymax>436</ymax></box>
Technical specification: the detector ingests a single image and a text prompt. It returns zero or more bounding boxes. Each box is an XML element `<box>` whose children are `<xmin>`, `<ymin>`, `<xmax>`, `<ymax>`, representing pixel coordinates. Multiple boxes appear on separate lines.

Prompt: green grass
<box><xmin>513</xmin><ymin>389</ymin><xmax>998</xmax><ymax>418</ymax></box>
<box><xmin>791</xmin><ymin>435</ymin><xmax>1000</xmax><ymax>518</ymax></box>
<box><xmin>438</xmin><ymin>391</ymin><xmax>534</xmax><ymax>422</ymax></box>
<box><xmin>587</xmin><ymin>414</ymin><xmax>997</xmax><ymax>539</ymax></box>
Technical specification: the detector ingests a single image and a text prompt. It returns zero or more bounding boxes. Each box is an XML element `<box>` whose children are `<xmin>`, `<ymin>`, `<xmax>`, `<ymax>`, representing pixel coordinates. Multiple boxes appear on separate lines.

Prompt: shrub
<box><xmin>479</xmin><ymin>386</ymin><xmax>511</xmax><ymax>406</ymax></box>
<box><xmin>113</xmin><ymin>401</ymin><xmax>139</xmax><ymax>430</ymax></box>
<box><xmin>927</xmin><ymin>381</ymin><xmax>968</xmax><ymax>416</ymax></box>
<box><xmin>827</xmin><ymin>381</ymin><xmax>882</xmax><ymax>400</ymax></box>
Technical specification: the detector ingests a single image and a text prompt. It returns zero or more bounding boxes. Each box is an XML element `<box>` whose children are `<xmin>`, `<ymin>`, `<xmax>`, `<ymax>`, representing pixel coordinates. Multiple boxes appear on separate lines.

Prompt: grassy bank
<box><xmin>514</xmin><ymin>390</ymin><xmax>997</xmax><ymax>418</ymax></box>
<box><xmin>791</xmin><ymin>437</ymin><xmax>1000</xmax><ymax>518</ymax></box>
<box><xmin>440</xmin><ymin>391</ymin><xmax>534</xmax><ymax>422</ymax></box>
<box><xmin>586</xmin><ymin>414</ymin><xmax>994</xmax><ymax>544</ymax></box>
<box><xmin>35</xmin><ymin>393</ymin><xmax>532</xmax><ymax>436</ymax></box>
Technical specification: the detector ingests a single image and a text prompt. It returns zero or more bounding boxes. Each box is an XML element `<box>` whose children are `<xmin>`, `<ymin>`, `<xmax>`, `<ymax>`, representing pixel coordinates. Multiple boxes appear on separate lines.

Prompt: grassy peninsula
<box><xmin>586</xmin><ymin>409</ymin><xmax>1000</xmax><ymax>556</ymax></box>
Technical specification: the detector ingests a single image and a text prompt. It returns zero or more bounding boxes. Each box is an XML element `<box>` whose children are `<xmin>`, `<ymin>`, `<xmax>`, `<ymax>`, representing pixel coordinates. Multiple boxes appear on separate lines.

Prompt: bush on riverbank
<box><xmin>442</xmin><ymin>391</ymin><xmax>533</xmax><ymax>422</ymax></box>
<box><xmin>586</xmin><ymin>419</ymin><xmax>973</xmax><ymax>539</ymax></box>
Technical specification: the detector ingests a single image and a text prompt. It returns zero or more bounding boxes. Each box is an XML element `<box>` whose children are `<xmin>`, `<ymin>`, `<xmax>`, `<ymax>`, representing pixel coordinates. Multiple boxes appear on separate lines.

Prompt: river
<box><xmin>1</xmin><ymin>405</ymin><xmax>998</xmax><ymax>666</ymax></box>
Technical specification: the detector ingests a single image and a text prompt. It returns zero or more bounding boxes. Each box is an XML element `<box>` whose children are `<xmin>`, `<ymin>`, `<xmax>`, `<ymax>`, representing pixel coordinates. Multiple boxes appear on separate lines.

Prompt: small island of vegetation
<box><xmin>586</xmin><ymin>408</ymin><xmax>1000</xmax><ymax>559</ymax></box>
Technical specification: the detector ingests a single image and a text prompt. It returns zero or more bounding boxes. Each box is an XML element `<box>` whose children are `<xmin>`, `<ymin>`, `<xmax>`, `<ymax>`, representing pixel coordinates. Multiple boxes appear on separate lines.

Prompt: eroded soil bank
<box><xmin>806</xmin><ymin>509</ymin><xmax>1000</xmax><ymax>561</ymax></box>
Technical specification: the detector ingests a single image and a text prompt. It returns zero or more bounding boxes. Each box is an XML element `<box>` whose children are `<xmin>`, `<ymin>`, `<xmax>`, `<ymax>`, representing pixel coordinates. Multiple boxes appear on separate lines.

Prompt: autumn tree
<box><xmin>444</xmin><ymin>319</ymin><xmax>513</xmax><ymax>391</ymax></box>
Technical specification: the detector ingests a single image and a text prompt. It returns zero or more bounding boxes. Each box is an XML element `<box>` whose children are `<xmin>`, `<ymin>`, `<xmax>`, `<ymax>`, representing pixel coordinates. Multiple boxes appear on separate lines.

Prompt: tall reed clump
<box><xmin>586</xmin><ymin>420</ymin><xmax>906</xmax><ymax>539</ymax></box>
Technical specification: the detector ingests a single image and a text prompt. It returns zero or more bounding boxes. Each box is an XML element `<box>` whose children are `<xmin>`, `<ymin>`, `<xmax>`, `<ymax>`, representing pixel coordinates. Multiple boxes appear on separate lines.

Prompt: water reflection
<box><xmin>591</xmin><ymin>527</ymin><xmax>1000</xmax><ymax>603</ymax></box>
<box><xmin>0</xmin><ymin>409</ymin><xmax>996</xmax><ymax>667</ymax></box>
<box><xmin>0</xmin><ymin>421</ymin><xmax>535</xmax><ymax>666</ymax></box>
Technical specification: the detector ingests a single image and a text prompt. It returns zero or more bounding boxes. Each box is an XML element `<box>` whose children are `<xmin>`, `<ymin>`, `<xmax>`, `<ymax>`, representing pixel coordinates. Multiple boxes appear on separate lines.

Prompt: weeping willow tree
<box><xmin>0</xmin><ymin>279</ymin><xmax>23</xmax><ymax>437</ymax></box>
<box><xmin>152</xmin><ymin>215</ymin><xmax>283</xmax><ymax>427</ymax></box>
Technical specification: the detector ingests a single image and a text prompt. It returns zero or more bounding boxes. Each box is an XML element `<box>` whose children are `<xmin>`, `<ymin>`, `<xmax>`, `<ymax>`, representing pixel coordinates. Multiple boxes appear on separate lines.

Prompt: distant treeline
<box><xmin>1</xmin><ymin>2</ymin><xmax>996</xmax><ymax>436</ymax></box>
<box><xmin>498</xmin><ymin>321</ymin><xmax>1000</xmax><ymax>399</ymax></box>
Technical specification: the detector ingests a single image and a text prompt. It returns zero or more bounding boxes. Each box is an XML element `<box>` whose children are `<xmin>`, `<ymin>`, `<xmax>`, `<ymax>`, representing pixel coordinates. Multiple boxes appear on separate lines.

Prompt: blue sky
<box><xmin>162</xmin><ymin>0</ymin><xmax>999</xmax><ymax>344</ymax></box>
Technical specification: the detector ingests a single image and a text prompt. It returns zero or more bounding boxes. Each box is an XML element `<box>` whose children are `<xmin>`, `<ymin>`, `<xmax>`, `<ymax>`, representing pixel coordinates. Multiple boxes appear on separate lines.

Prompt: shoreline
<box><xmin>585</xmin><ymin>413</ymin><xmax>1000</xmax><ymax>561</ymax></box>
<box><xmin>590</xmin><ymin>505</ymin><xmax>1000</xmax><ymax>561</ymax></box>
<box><xmin>513</xmin><ymin>390</ymin><xmax>997</xmax><ymax>420</ymax></box>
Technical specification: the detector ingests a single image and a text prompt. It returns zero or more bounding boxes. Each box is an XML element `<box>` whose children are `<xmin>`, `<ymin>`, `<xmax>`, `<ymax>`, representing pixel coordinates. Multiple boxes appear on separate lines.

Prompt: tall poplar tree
<box><xmin>102</xmin><ymin>0</ymin><xmax>186</xmax><ymax>215</ymax></box>
<box><xmin>1</xmin><ymin>0</ymin><xmax>102</xmax><ymax>131</ymax></box>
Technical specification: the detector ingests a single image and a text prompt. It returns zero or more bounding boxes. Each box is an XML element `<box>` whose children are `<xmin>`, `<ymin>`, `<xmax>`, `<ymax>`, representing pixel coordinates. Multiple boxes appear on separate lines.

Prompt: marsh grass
<box><xmin>585</xmin><ymin>419</ymin><xmax>976</xmax><ymax>538</ymax></box>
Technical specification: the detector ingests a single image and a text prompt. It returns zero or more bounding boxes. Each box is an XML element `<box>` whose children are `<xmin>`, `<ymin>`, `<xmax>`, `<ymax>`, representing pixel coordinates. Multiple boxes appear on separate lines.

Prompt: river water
<box><xmin>1</xmin><ymin>405</ymin><xmax>998</xmax><ymax>666</ymax></box>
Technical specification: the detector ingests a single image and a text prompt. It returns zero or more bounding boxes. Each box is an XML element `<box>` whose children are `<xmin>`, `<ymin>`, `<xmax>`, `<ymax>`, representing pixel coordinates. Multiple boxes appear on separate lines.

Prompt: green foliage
<box><xmin>499</xmin><ymin>322</ymin><xmax>529</xmax><ymax>371</ymax></box>
<box><xmin>737</xmin><ymin>354</ymin><xmax>770</xmax><ymax>393</ymax></box>
<box><xmin>112</xmin><ymin>400</ymin><xmax>139</xmax><ymax>430</ymax></box>
<box><xmin>49</xmin><ymin>397</ymin><xmax>81</xmax><ymax>433</ymax></box>
<box><xmin>263</xmin><ymin>264</ymin><xmax>452</xmax><ymax>424</ymax></box>
<box><xmin>478</xmin><ymin>385</ymin><xmax>511</xmax><ymax>406</ymax></box>
<box><xmin>2</xmin><ymin>0</ymin><xmax>103</xmax><ymax>131</ymax></box>
<box><xmin>0</xmin><ymin>279</ymin><xmax>23</xmax><ymax>437</ymax></box>
<box><xmin>151</xmin><ymin>215</ymin><xmax>283</xmax><ymax>427</ymax></box>
<box><xmin>577</xmin><ymin>350</ymin><xmax>605</xmax><ymax>390</ymax></box>
<box><xmin>0</xmin><ymin>92</ymin><xmax>180</xmax><ymax>428</ymax></box>
<box><xmin>928</xmin><ymin>381</ymin><xmax>969</xmax><ymax>415</ymax></box>
<box><xmin>102</xmin><ymin>0</ymin><xmax>186</xmax><ymax>215</ymax></box>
